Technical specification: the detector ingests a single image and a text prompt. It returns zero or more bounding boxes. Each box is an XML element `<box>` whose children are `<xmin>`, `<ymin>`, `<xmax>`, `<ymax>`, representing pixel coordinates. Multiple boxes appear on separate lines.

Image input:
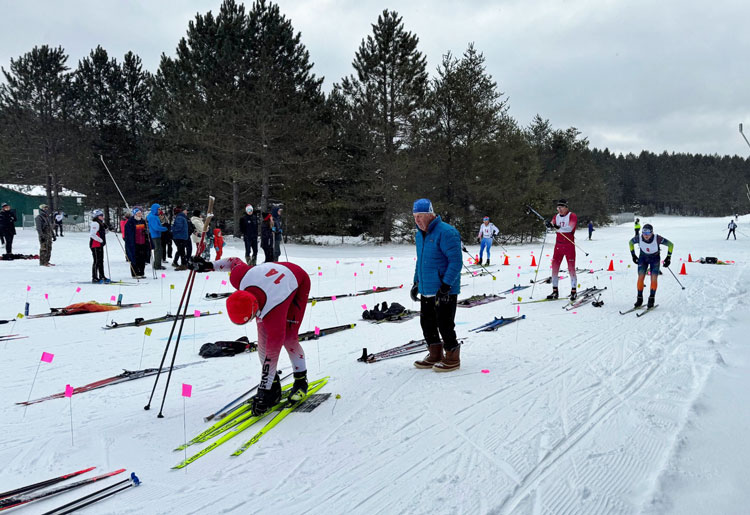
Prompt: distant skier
<box><xmin>629</xmin><ymin>223</ymin><xmax>674</xmax><ymax>309</ymax></box>
<box><xmin>188</xmin><ymin>256</ymin><xmax>310</xmax><ymax>415</ymax></box>
<box><xmin>410</xmin><ymin>198</ymin><xmax>463</xmax><ymax>372</ymax></box>
<box><xmin>587</xmin><ymin>220</ymin><xmax>594</xmax><ymax>240</ymax></box>
<box><xmin>727</xmin><ymin>220</ymin><xmax>737</xmax><ymax>240</ymax></box>
<box><xmin>634</xmin><ymin>218</ymin><xmax>641</xmax><ymax>238</ymax></box>
<box><xmin>271</xmin><ymin>205</ymin><xmax>284</xmax><ymax>261</ymax></box>
<box><xmin>546</xmin><ymin>199</ymin><xmax>578</xmax><ymax>300</ymax></box>
<box><xmin>54</xmin><ymin>210</ymin><xmax>65</xmax><ymax>237</ymax></box>
<box><xmin>89</xmin><ymin>209</ymin><xmax>110</xmax><ymax>283</ymax></box>
<box><xmin>476</xmin><ymin>216</ymin><xmax>499</xmax><ymax>266</ymax></box>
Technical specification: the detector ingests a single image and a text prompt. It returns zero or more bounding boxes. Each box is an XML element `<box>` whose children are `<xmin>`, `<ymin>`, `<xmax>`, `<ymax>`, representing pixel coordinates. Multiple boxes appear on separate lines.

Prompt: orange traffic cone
<box><xmin>531</xmin><ymin>255</ymin><xmax>537</xmax><ymax>266</ymax></box>
<box><xmin>679</xmin><ymin>263</ymin><xmax>687</xmax><ymax>275</ymax></box>
<box><xmin>475</xmin><ymin>254</ymin><xmax>480</xmax><ymax>264</ymax></box>
<box><xmin>607</xmin><ymin>259</ymin><xmax>615</xmax><ymax>271</ymax></box>
<box><xmin>688</xmin><ymin>253</ymin><xmax>693</xmax><ymax>262</ymax></box>
<box><xmin>503</xmin><ymin>255</ymin><xmax>510</xmax><ymax>266</ymax></box>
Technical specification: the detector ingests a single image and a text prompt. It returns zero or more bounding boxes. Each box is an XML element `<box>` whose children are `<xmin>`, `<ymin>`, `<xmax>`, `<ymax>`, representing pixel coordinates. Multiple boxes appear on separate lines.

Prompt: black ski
<box><xmin>104</xmin><ymin>311</ymin><xmax>218</xmax><ymax>329</ymax></box>
<box><xmin>298</xmin><ymin>323</ymin><xmax>356</xmax><ymax>341</ymax></box>
<box><xmin>636</xmin><ymin>305</ymin><xmax>659</xmax><ymax>317</ymax></box>
<box><xmin>41</xmin><ymin>473</ymin><xmax>140</xmax><ymax>515</ymax></box>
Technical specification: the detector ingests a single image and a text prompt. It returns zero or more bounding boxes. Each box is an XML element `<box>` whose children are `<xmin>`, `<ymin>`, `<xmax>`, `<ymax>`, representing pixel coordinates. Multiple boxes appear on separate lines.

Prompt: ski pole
<box><xmin>666</xmin><ymin>265</ymin><xmax>686</xmax><ymax>290</ymax></box>
<box><xmin>529</xmin><ymin>229</ymin><xmax>548</xmax><ymax>299</ymax></box>
<box><xmin>461</xmin><ymin>246</ymin><xmax>496</xmax><ymax>279</ymax></box>
<box><xmin>99</xmin><ymin>156</ymin><xmax>138</xmax><ymax>278</ymax></box>
<box><xmin>525</xmin><ymin>204</ymin><xmax>589</xmax><ymax>256</ymax></box>
<box><xmin>145</xmin><ymin>196</ymin><xmax>214</xmax><ymax>413</ymax></box>
<box><xmin>44</xmin><ymin>473</ymin><xmax>140</xmax><ymax>515</ymax></box>
<box><xmin>492</xmin><ymin>236</ymin><xmax>508</xmax><ymax>253</ymax></box>
<box><xmin>104</xmin><ymin>237</ymin><xmax>112</xmax><ymax>280</ymax></box>
<box><xmin>156</xmin><ymin>196</ymin><xmax>215</xmax><ymax>417</ymax></box>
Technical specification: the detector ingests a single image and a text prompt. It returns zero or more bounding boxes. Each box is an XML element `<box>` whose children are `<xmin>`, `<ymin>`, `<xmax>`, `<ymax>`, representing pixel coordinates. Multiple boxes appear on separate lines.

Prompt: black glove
<box><xmin>187</xmin><ymin>256</ymin><xmax>213</xmax><ymax>272</ymax></box>
<box><xmin>476</xmin><ymin>237</ymin><xmax>481</xmax><ymax>243</ymax></box>
<box><xmin>437</xmin><ymin>283</ymin><xmax>451</xmax><ymax>304</ymax></box>
<box><xmin>545</xmin><ymin>220</ymin><xmax>554</xmax><ymax>229</ymax></box>
<box><xmin>410</xmin><ymin>283</ymin><xmax>419</xmax><ymax>302</ymax></box>
<box><xmin>631</xmin><ymin>251</ymin><xmax>638</xmax><ymax>264</ymax></box>
<box><xmin>663</xmin><ymin>255</ymin><xmax>671</xmax><ymax>268</ymax></box>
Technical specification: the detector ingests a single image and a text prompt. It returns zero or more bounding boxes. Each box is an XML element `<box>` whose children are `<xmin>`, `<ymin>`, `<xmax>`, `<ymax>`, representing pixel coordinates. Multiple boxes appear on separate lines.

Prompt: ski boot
<box><xmin>569</xmin><ymin>288</ymin><xmax>577</xmax><ymax>301</ymax></box>
<box><xmin>251</xmin><ymin>373</ymin><xmax>282</xmax><ymax>415</ymax></box>
<box><xmin>647</xmin><ymin>293</ymin><xmax>655</xmax><ymax>309</ymax></box>
<box><xmin>102</xmin><ymin>277</ymin><xmax>111</xmax><ymax>284</ymax></box>
<box><xmin>288</xmin><ymin>371</ymin><xmax>308</xmax><ymax>403</ymax></box>
<box><xmin>485</xmin><ymin>259</ymin><xmax>490</xmax><ymax>266</ymax></box>
<box><xmin>546</xmin><ymin>287</ymin><xmax>559</xmax><ymax>300</ymax></box>
<box><xmin>92</xmin><ymin>278</ymin><xmax>100</xmax><ymax>284</ymax></box>
<box><xmin>634</xmin><ymin>292</ymin><xmax>643</xmax><ymax>308</ymax></box>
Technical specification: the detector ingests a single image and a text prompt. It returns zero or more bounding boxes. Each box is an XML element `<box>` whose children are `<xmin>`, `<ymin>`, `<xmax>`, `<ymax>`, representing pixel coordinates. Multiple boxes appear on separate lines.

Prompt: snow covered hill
<box><xmin>1</xmin><ymin>215</ymin><xmax>748</xmax><ymax>514</ymax></box>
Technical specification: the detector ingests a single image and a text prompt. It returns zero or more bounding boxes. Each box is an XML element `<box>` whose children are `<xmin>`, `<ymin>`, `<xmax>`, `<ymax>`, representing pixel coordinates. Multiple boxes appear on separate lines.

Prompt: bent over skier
<box><xmin>629</xmin><ymin>223</ymin><xmax>674</xmax><ymax>309</ymax></box>
<box><xmin>189</xmin><ymin>256</ymin><xmax>310</xmax><ymax>415</ymax></box>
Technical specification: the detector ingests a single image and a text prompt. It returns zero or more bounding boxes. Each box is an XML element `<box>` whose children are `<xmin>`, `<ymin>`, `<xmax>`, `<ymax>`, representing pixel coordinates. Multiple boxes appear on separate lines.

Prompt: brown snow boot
<box><xmin>433</xmin><ymin>346</ymin><xmax>461</xmax><ymax>372</ymax></box>
<box><xmin>414</xmin><ymin>343</ymin><xmax>444</xmax><ymax>369</ymax></box>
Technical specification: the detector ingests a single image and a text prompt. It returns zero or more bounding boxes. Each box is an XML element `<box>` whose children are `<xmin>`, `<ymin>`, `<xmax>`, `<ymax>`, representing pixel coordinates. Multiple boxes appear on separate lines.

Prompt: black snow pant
<box><xmin>162</xmin><ymin>233</ymin><xmax>173</xmax><ymax>258</ymax></box>
<box><xmin>419</xmin><ymin>295</ymin><xmax>459</xmax><ymax>351</ymax></box>
<box><xmin>173</xmin><ymin>239</ymin><xmax>190</xmax><ymax>267</ymax></box>
<box><xmin>244</xmin><ymin>236</ymin><xmax>258</xmax><ymax>264</ymax></box>
<box><xmin>262</xmin><ymin>243</ymin><xmax>274</xmax><ymax>263</ymax></box>
<box><xmin>91</xmin><ymin>247</ymin><xmax>106</xmax><ymax>281</ymax></box>
<box><xmin>3</xmin><ymin>233</ymin><xmax>12</xmax><ymax>254</ymax></box>
<box><xmin>132</xmin><ymin>244</ymin><xmax>150</xmax><ymax>277</ymax></box>
<box><xmin>727</xmin><ymin>229</ymin><xmax>736</xmax><ymax>240</ymax></box>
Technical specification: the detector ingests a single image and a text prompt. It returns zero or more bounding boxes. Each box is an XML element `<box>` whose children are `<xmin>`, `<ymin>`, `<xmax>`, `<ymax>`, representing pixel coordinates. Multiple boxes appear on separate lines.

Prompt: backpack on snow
<box><xmin>199</xmin><ymin>336</ymin><xmax>256</xmax><ymax>358</ymax></box>
<box><xmin>362</xmin><ymin>301</ymin><xmax>407</xmax><ymax>321</ymax></box>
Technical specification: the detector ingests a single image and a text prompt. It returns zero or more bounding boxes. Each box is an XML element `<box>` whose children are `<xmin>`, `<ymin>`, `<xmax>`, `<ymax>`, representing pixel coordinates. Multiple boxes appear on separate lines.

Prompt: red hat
<box><xmin>226</xmin><ymin>290</ymin><xmax>259</xmax><ymax>325</ymax></box>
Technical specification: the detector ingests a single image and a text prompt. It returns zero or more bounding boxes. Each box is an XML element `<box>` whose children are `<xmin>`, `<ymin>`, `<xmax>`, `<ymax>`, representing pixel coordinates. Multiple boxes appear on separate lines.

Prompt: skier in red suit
<box><xmin>546</xmin><ymin>199</ymin><xmax>578</xmax><ymax>300</ymax></box>
<box><xmin>189</xmin><ymin>256</ymin><xmax>309</xmax><ymax>415</ymax></box>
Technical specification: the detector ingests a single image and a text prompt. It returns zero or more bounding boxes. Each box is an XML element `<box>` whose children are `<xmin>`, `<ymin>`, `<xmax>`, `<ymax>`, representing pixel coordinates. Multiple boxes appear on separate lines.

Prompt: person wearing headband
<box><xmin>545</xmin><ymin>199</ymin><xmax>578</xmax><ymax>300</ymax></box>
<box><xmin>476</xmin><ymin>216</ymin><xmax>499</xmax><ymax>266</ymax></box>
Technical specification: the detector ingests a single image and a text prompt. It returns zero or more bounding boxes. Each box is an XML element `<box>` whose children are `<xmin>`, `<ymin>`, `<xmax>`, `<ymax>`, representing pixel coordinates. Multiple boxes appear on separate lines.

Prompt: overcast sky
<box><xmin>2</xmin><ymin>0</ymin><xmax>749</xmax><ymax>157</ymax></box>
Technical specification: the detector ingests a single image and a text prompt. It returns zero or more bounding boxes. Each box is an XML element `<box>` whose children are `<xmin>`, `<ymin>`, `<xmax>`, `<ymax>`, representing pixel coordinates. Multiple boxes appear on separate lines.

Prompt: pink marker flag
<box><xmin>331</xmin><ymin>295</ymin><xmax>337</xmax><ymax>301</ymax></box>
<box><xmin>205</xmin><ymin>275</ymin><xmax>210</xmax><ymax>280</ymax></box>
<box><xmin>387</xmin><ymin>265</ymin><xmax>391</xmax><ymax>269</ymax></box>
<box><xmin>194</xmin><ymin>310</ymin><xmax>201</xmax><ymax>317</ymax></box>
<box><xmin>314</xmin><ymin>326</ymin><xmax>320</xmax><ymax>335</ymax></box>
<box><xmin>318</xmin><ymin>272</ymin><xmax>322</xmax><ymax>276</ymax></box>
<box><xmin>473</xmin><ymin>272</ymin><xmax>478</xmax><ymax>276</ymax></box>
<box><xmin>354</xmin><ymin>272</ymin><xmax>357</xmax><ymax>277</ymax></box>
<box><xmin>361</xmin><ymin>304</ymin><xmax>367</xmax><ymax>310</ymax></box>
<box><xmin>161</xmin><ymin>273</ymin><xmax>166</xmax><ymax>278</ymax></box>
<box><xmin>65</xmin><ymin>384</ymin><xmax>74</xmax><ymax>398</ymax></box>
<box><xmin>27</xmin><ymin>285</ymin><xmax>31</xmax><ymax>292</ymax></box>
<box><xmin>360</xmin><ymin>263</ymin><xmax>364</xmax><ymax>267</ymax></box>
<box><xmin>181</xmin><ymin>383</ymin><xmax>192</xmax><ymax>397</ymax></box>
<box><xmin>221</xmin><ymin>280</ymin><xmax>227</xmax><ymax>286</ymax></box>
<box><xmin>41</xmin><ymin>352</ymin><xmax>54</xmax><ymax>363</ymax></box>
<box><xmin>110</xmin><ymin>295</ymin><xmax>116</xmax><ymax>302</ymax></box>
<box><xmin>44</xmin><ymin>293</ymin><xmax>49</xmax><ymax>300</ymax></box>
<box><xmin>75</xmin><ymin>287</ymin><xmax>81</xmax><ymax>293</ymax></box>
<box><xmin>481</xmin><ymin>369</ymin><xmax>490</xmax><ymax>374</ymax></box>
<box><xmin>336</xmin><ymin>260</ymin><xmax>340</xmax><ymax>264</ymax></box>
<box><xmin>517</xmin><ymin>305</ymin><xmax>520</xmax><ymax>314</ymax></box>
<box><xmin>372</xmin><ymin>286</ymin><xmax>377</xmax><ymax>291</ymax></box>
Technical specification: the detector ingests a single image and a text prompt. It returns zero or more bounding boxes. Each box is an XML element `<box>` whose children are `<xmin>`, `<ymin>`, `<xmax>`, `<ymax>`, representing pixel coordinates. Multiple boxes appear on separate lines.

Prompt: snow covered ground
<box><xmin>1</xmin><ymin>215</ymin><xmax>748</xmax><ymax>514</ymax></box>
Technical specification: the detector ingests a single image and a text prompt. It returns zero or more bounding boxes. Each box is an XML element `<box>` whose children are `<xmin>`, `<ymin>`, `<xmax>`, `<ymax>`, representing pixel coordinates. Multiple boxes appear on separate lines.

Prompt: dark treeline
<box><xmin>1</xmin><ymin>0</ymin><xmax>748</xmax><ymax>241</ymax></box>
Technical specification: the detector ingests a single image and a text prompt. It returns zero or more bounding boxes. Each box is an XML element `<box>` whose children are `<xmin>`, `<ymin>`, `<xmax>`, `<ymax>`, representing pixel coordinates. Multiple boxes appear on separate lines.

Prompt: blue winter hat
<box><xmin>132</xmin><ymin>207</ymin><xmax>142</xmax><ymax>215</ymax></box>
<box><xmin>412</xmin><ymin>198</ymin><xmax>434</xmax><ymax>214</ymax></box>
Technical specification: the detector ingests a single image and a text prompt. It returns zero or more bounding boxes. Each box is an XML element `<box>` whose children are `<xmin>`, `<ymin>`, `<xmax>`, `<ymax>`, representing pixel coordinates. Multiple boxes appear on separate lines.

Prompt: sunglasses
<box><xmin>642</xmin><ymin>230</ymin><xmax>653</xmax><ymax>235</ymax></box>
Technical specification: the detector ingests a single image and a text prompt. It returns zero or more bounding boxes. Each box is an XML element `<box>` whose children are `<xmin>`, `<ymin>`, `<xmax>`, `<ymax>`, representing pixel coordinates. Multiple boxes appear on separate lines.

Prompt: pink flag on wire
<box><xmin>481</xmin><ymin>369</ymin><xmax>490</xmax><ymax>374</ymax></box>
<box><xmin>65</xmin><ymin>385</ymin><xmax>74</xmax><ymax>398</ymax></box>
<box><xmin>110</xmin><ymin>295</ymin><xmax>116</xmax><ymax>302</ymax></box>
<box><xmin>44</xmin><ymin>293</ymin><xmax>48</xmax><ymax>299</ymax></box>
<box><xmin>41</xmin><ymin>352</ymin><xmax>54</xmax><ymax>363</ymax></box>
<box><xmin>314</xmin><ymin>326</ymin><xmax>320</xmax><ymax>335</ymax></box>
<box><xmin>75</xmin><ymin>287</ymin><xmax>81</xmax><ymax>293</ymax></box>
<box><xmin>336</xmin><ymin>260</ymin><xmax>340</xmax><ymax>264</ymax></box>
<box><xmin>221</xmin><ymin>280</ymin><xmax>227</xmax><ymax>286</ymax></box>
<box><xmin>354</xmin><ymin>272</ymin><xmax>357</xmax><ymax>277</ymax></box>
<box><xmin>205</xmin><ymin>275</ymin><xmax>209</xmax><ymax>280</ymax></box>
<box><xmin>182</xmin><ymin>383</ymin><xmax>192</xmax><ymax>397</ymax></box>
<box><xmin>361</xmin><ymin>304</ymin><xmax>367</xmax><ymax>310</ymax></box>
<box><xmin>318</xmin><ymin>272</ymin><xmax>322</xmax><ymax>276</ymax></box>
<box><xmin>27</xmin><ymin>285</ymin><xmax>31</xmax><ymax>292</ymax></box>
<box><xmin>331</xmin><ymin>295</ymin><xmax>337</xmax><ymax>301</ymax></box>
<box><xmin>161</xmin><ymin>273</ymin><xmax>166</xmax><ymax>278</ymax></box>
<box><xmin>372</xmin><ymin>286</ymin><xmax>377</xmax><ymax>291</ymax></box>
<box><xmin>193</xmin><ymin>310</ymin><xmax>201</xmax><ymax>317</ymax></box>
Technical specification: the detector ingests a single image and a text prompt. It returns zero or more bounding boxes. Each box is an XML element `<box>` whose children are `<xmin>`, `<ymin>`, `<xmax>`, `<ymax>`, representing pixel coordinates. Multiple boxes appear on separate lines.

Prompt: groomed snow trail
<box><xmin>0</xmin><ymin>215</ymin><xmax>745</xmax><ymax>514</ymax></box>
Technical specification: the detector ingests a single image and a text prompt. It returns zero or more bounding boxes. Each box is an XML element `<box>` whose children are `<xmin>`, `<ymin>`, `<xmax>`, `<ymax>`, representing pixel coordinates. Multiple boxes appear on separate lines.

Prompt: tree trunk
<box><xmin>232</xmin><ymin>176</ymin><xmax>240</xmax><ymax>236</ymax></box>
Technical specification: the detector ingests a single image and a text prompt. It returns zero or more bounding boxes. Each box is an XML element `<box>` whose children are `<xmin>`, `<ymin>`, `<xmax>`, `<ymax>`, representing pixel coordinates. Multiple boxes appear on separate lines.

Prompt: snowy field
<box><xmin>1</xmin><ymin>215</ymin><xmax>749</xmax><ymax>514</ymax></box>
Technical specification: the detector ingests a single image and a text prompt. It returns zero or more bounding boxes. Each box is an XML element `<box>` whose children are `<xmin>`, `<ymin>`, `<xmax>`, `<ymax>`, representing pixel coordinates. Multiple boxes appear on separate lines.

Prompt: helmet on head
<box><xmin>226</xmin><ymin>290</ymin><xmax>259</xmax><ymax>325</ymax></box>
<box><xmin>642</xmin><ymin>223</ymin><xmax>653</xmax><ymax>235</ymax></box>
<box><xmin>245</xmin><ymin>204</ymin><xmax>253</xmax><ymax>215</ymax></box>
<box><xmin>93</xmin><ymin>209</ymin><xmax>104</xmax><ymax>217</ymax></box>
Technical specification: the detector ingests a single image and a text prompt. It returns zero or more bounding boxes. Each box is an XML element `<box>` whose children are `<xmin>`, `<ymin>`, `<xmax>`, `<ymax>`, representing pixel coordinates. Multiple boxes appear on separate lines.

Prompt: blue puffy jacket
<box><xmin>172</xmin><ymin>212</ymin><xmax>189</xmax><ymax>240</ymax></box>
<box><xmin>146</xmin><ymin>204</ymin><xmax>167</xmax><ymax>239</ymax></box>
<box><xmin>413</xmin><ymin>215</ymin><xmax>462</xmax><ymax>296</ymax></box>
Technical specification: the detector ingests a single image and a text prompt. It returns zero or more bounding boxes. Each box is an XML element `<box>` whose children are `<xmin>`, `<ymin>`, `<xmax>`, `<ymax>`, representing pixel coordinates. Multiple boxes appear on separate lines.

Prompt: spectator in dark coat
<box><xmin>271</xmin><ymin>205</ymin><xmax>284</xmax><ymax>261</ymax></box>
<box><xmin>0</xmin><ymin>203</ymin><xmax>17</xmax><ymax>255</ymax></box>
<box><xmin>171</xmin><ymin>206</ymin><xmax>192</xmax><ymax>270</ymax></box>
<box><xmin>239</xmin><ymin>204</ymin><xmax>259</xmax><ymax>265</ymax></box>
<box><xmin>260</xmin><ymin>212</ymin><xmax>275</xmax><ymax>263</ymax></box>
<box><xmin>124</xmin><ymin>207</ymin><xmax>150</xmax><ymax>278</ymax></box>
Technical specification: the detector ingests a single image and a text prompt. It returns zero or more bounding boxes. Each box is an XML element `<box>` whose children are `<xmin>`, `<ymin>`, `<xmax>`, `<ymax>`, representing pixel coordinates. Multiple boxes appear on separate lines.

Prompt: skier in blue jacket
<box><xmin>146</xmin><ymin>203</ymin><xmax>168</xmax><ymax>270</ymax></box>
<box><xmin>410</xmin><ymin>198</ymin><xmax>463</xmax><ymax>372</ymax></box>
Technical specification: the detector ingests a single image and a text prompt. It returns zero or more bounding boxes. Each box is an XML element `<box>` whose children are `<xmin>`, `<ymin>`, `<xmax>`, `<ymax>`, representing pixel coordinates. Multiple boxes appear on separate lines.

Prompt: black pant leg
<box><xmin>419</xmin><ymin>296</ymin><xmax>442</xmax><ymax>345</ymax></box>
<box><xmin>91</xmin><ymin>248</ymin><xmax>99</xmax><ymax>280</ymax></box>
<box><xmin>436</xmin><ymin>295</ymin><xmax>459</xmax><ymax>350</ymax></box>
<box><xmin>5</xmin><ymin>234</ymin><xmax>12</xmax><ymax>254</ymax></box>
